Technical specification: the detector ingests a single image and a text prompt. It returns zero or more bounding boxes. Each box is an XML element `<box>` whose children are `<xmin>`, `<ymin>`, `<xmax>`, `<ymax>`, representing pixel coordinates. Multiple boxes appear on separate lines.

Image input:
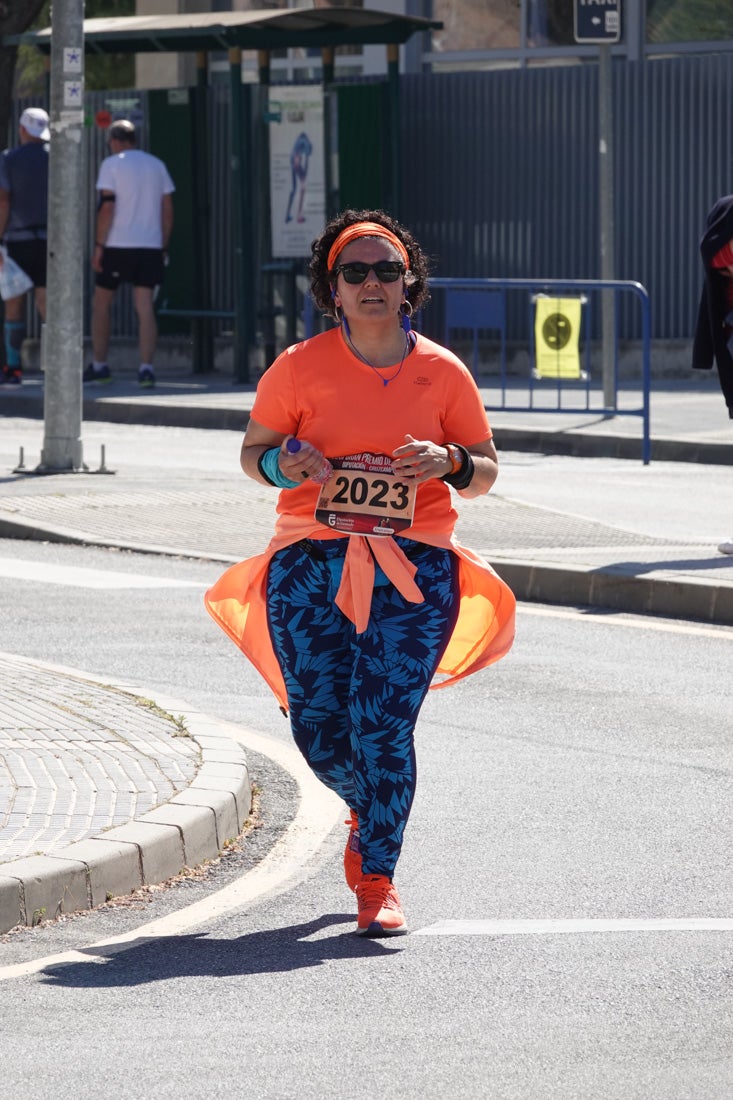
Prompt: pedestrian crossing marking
<box><xmin>415</xmin><ymin>918</ymin><xmax>733</xmax><ymax>936</ymax></box>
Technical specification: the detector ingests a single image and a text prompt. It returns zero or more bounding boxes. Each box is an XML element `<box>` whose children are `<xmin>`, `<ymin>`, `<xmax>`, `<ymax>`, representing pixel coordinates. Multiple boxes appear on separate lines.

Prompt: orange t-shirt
<box><xmin>205</xmin><ymin>327</ymin><xmax>516</xmax><ymax>711</ymax></box>
<box><xmin>250</xmin><ymin>327</ymin><xmax>493</xmax><ymax>537</ymax></box>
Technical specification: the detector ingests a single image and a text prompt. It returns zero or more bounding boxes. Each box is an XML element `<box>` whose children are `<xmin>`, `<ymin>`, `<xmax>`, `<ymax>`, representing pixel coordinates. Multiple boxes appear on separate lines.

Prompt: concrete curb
<box><xmin>492</xmin><ymin>427</ymin><xmax>733</xmax><ymax>466</ymax></box>
<box><xmin>2</xmin><ymin>503</ymin><xmax>732</xmax><ymax>628</ymax></box>
<box><xmin>0</xmin><ymin>698</ymin><xmax>252</xmax><ymax>934</ymax></box>
<box><xmin>1</xmin><ymin>391</ymin><xmax>251</xmax><ymax>432</ymax></box>
<box><xmin>4</xmin><ymin>390</ymin><xmax>733</xmax><ymax>465</ymax></box>
<box><xmin>1</xmin><ymin>507</ymin><xmax>731</xmax><ymax>627</ymax></box>
<box><xmin>0</xmin><ymin>510</ymin><xmax>235</xmax><ymax>563</ymax></box>
<box><xmin>493</xmin><ymin>560</ymin><xmax>733</xmax><ymax>626</ymax></box>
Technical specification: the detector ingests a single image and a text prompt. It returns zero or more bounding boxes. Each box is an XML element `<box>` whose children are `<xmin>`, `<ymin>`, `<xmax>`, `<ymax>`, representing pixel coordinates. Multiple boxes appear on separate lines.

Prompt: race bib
<box><xmin>314</xmin><ymin>452</ymin><xmax>416</xmax><ymax>536</ymax></box>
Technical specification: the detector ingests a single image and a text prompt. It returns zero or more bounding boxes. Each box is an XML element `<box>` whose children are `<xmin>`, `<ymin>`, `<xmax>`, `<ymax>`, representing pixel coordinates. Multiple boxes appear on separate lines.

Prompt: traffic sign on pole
<box><xmin>574</xmin><ymin>0</ymin><xmax>621</xmax><ymax>44</ymax></box>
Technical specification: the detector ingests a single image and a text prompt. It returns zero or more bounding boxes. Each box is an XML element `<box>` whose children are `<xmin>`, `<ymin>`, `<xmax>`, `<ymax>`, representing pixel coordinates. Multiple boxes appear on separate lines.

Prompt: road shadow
<box><xmin>39</xmin><ymin>913</ymin><xmax>401</xmax><ymax>988</ymax></box>
<box><xmin>598</xmin><ymin>556</ymin><xmax>733</xmax><ymax>575</ymax></box>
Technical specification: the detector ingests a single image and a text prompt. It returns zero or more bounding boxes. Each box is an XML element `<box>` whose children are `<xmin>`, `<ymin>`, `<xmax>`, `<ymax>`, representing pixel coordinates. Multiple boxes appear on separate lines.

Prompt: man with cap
<box><xmin>0</xmin><ymin>107</ymin><xmax>50</xmax><ymax>385</ymax></box>
<box><xmin>86</xmin><ymin>118</ymin><xmax>174</xmax><ymax>387</ymax></box>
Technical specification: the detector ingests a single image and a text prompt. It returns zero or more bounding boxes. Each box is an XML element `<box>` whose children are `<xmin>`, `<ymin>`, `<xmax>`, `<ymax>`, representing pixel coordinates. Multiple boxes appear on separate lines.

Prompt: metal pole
<box><xmin>40</xmin><ymin>0</ymin><xmax>84</xmax><ymax>472</ymax></box>
<box><xmin>191</xmin><ymin>52</ymin><xmax>213</xmax><ymax>373</ymax></box>
<box><xmin>599</xmin><ymin>44</ymin><xmax>616</xmax><ymax>409</ymax></box>
<box><xmin>243</xmin><ymin>83</ymin><xmax>257</xmax><ymax>378</ymax></box>
<box><xmin>625</xmin><ymin>0</ymin><xmax>643</xmax><ymax>64</ymax></box>
<box><xmin>639</xmin><ymin>282</ymin><xmax>651</xmax><ymax>465</ymax></box>
<box><xmin>321</xmin><ymin>45</ymin><xmax>334</xmax><ymax>85</ymax></box>
<box><xmin>321</xmin><ymin>47</ymin><xmax>337</xmax><ymax>220</ymax></box>
<box><xmin>229</xmin><ymin>48</ymin><xmax>245</xmax><ymax>382</ymax></box>
<box><xmin>387</xmin><ymin>43</ymin><xmax>400</xmax><ymax>217</ymax></box>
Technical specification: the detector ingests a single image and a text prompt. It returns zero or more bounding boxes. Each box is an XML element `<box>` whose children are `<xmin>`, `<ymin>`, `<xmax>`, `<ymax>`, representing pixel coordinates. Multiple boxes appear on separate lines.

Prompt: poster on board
<box><xmin>269</xmin><ymin>86</ymin><xmax>326</xmax><ymax>258</ymax></box>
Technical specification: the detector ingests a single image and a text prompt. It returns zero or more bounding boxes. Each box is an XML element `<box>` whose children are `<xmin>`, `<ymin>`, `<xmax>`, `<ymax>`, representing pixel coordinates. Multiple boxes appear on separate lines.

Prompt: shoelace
<box><xmin>357</xmin><ymin>876</ymin><xmax>400</xmax><ymax>911</ymax></box>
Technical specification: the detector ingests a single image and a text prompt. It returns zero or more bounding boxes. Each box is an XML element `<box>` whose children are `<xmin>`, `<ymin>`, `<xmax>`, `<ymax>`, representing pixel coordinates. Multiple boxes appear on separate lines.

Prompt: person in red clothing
<box><xmin>692</xmin><ymin>195</ymin><xmax>733</xmax><ymax>553</ymax></box>
<box><xmin>205</xmin><ymin>210</ymin><xmax>516</xmax><ymax>935</ymax></box>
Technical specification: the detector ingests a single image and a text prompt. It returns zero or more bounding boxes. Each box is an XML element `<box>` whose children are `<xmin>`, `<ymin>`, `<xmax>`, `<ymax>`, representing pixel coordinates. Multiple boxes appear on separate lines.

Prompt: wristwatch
<box><xmin>444</xmin><ymin>443</ymin><xmax>464</xmax><ymax>475</ymax></box>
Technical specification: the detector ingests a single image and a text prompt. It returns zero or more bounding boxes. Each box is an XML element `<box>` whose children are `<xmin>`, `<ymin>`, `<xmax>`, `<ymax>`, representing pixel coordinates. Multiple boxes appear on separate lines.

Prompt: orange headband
<box><xmin>327</xmin><ymin>222</ymin><xmax>410</xmax><ymax>272</ymax></box>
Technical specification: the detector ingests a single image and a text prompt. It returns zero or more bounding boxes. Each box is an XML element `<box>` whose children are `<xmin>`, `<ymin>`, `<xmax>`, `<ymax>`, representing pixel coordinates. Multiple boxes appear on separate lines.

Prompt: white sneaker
<box><xmin>717</xmin><ymin>538</ymin><xmax>733</xmax><ymax>555</ymax></box>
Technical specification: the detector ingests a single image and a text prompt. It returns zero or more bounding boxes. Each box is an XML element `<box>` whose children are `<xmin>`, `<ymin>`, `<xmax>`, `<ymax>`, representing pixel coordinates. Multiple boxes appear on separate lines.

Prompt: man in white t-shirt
<box><xmin>86</xmin><ymin>119</ymin><xmax>174</xmax><ymax>387</ymax></box>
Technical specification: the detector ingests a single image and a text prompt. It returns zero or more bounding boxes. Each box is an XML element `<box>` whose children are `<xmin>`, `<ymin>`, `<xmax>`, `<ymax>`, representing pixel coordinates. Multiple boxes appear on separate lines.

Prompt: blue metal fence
<box><xmin>423</xmin><ymin>277</ymin><xmax>652</xmax><ymax>464</ymax></box>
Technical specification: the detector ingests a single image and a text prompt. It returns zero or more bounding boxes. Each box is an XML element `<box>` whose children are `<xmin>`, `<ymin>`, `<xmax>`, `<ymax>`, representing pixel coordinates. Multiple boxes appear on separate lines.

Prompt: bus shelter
<box><xmin>9</xmin><ymin>7</ymin><xmax>440</xmax><ymax>380</ymax></box>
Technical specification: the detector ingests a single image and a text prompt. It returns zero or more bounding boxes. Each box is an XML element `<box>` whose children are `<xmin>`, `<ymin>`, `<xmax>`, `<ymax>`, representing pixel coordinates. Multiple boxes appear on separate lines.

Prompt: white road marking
<box><xmin>0</xmin><ymin>711</ymin><xmax>343</xmax><ymax>982</ymax></box>
<box><xmin>415</xmin><ymin>918</ymin><xmax>733</xmax><ymax>936</ymax></box>
<box><xmin>519</xmin><ymin>603</ymin><xmax>733</xmax><ymax>640</ymax></box>
<box><xmin>0</xmin><ymin>559</ymin><xmax>205</xmax><ymax>589</ymax></box>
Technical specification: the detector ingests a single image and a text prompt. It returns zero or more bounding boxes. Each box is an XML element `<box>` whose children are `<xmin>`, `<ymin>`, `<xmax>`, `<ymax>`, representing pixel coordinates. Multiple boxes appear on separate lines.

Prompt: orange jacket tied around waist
<box><xmin>204</xmin><ymin>515</ymin><xmax>516</xmax><ymax>713</ymax></box>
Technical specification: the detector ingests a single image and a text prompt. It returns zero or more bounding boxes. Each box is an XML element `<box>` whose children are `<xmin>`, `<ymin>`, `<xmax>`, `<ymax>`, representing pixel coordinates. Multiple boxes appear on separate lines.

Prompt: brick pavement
<box><xmin>0</xmin><ymin>654</ymin><xmax>199</xmax><ymax>864</ymax></box>
<box><xmin>0</xmin><ymin>653</ymin><xmax>252</xmax><ymax>933</ymax></box>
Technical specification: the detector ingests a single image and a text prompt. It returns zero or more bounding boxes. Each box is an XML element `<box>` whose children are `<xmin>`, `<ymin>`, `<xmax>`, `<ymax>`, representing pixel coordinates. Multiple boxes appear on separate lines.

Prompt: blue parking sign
<box><xmin>574</xmin><ymin>0</ymin><xmax>621</xmax><ymax>44</ymax></box>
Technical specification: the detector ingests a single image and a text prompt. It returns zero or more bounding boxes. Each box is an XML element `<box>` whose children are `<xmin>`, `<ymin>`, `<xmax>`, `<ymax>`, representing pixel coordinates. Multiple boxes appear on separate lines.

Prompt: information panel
<box><xmin>574</xmin><ymin>0</ymin><xmax>621</xmax><ymax>44</ymax></box>
<box><xmin>269</xmin><ymin>87</ymin><xmax>326</xmax><ymax>259</ymax></box>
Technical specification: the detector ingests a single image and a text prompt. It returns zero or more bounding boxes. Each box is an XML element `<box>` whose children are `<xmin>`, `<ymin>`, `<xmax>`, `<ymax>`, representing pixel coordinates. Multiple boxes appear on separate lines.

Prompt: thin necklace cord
<box><xmin>342</xmin><ymin>319</ymin><xmax>414</xmax><ymax>387</ymax></box>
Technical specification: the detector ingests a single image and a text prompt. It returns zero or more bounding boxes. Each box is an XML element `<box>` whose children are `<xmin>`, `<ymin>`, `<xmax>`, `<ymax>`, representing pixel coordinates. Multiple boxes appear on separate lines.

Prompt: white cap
<box><xmin>19</xmin><ymin>107</ymin><xmax>50</xmax><ymax>142</ymax></box>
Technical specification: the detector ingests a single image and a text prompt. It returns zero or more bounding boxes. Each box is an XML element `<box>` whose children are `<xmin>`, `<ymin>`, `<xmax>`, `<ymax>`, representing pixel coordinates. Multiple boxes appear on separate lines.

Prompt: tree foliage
<box><xmin>0</xmin><ymin>0</ymin><xmax>47</xmax><ymax>147</ymax></box>
<box><xmin>647</xmin><ymin>0</ymin><xmax>733</xmax><ymax>42</ymax></box>
<box><xmin>6</xmin><ymin>0</ymin><xmax>135</xmax><ymax>147</ymax></box>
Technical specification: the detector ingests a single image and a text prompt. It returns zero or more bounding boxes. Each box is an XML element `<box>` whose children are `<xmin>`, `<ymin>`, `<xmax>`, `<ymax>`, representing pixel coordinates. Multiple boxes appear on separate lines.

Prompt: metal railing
<box><xmin>424</xmin><ymin>277</ymin><xmax>652</xmax><ymax>464</ymax></box>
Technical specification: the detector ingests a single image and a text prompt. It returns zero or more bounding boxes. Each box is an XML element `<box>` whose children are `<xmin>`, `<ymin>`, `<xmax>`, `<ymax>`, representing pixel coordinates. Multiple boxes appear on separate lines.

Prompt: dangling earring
<box><xmin>400</xmin><ymin>299</ymin><xmax>413</xmax><ymax>335</ymax></box>
<box><xmin>330</xmin><ymin>285</ymin><xmax>343</xmax><ymax>324</ymax></box>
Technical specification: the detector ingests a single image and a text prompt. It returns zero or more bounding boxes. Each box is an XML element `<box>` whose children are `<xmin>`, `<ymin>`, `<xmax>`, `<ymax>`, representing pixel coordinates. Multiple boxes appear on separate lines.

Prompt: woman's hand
<box><xmin>392</xmin><ymin>434</ymin><xmax>453</xmax><ymax>483</ymax></box>
<box><xmin>278</xmin><ymin>436</ymin><xmax>328</xmax><ymax>482</ymax></box>
<box><xmin>392</xmin><ymin>433</ymin><xmax>500</xmax><ymax>497</ymax></box>
<box><xmin>241</xmin><ymin>418</ymin><xmax>328</xmax><ymax>485</ymax></box>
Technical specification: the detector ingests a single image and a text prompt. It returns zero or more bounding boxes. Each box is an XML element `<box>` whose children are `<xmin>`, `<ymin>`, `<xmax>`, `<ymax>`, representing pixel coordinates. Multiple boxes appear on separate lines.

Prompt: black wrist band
<box><xmin>441</xmin><ymin>442</ymin><xmax>474</xmax><ymax>490</ymax></box>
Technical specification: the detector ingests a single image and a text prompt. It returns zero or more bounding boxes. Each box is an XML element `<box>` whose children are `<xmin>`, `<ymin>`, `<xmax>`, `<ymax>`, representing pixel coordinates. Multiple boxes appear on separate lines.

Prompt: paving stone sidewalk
<box><xmin>0</xmin><ymin>654</ymin><xmax>252</xmax><ymax>934</ymax></box>
<box><xmin>0</xmin><ymin>655</ymin><xmax>199</xmax><ymax>864</ymax></box>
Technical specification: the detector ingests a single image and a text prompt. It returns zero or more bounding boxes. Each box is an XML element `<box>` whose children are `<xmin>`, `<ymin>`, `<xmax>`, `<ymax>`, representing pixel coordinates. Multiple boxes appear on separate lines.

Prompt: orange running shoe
<box><xmin>344</xmin><ymin>810</ymin><xmax>362</xmax><ymax>892</ymax></box>
<box><xmin>355</xmin><ymin>874</ymin><xmax>407</xmax><ymax>937</ymax></box>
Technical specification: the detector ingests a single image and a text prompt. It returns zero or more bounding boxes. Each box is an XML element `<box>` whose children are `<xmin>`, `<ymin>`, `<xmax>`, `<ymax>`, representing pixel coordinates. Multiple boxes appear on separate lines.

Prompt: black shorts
<box><xmin>95</xmin><ymin>247</ymin><xmax>165</xmax><ymax>290</ymax></box>
<box><xmin>6</xmin><ymin>239</ymin><xmax>46</xmax><ymax>289</ymax></box>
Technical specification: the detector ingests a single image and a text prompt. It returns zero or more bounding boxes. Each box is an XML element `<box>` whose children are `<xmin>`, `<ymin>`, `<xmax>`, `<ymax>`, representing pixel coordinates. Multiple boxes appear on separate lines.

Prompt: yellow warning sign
<box><xmin>534</xmin><ymin>296</ymin><xmax>582</xmax><ymax>379</ymax></box>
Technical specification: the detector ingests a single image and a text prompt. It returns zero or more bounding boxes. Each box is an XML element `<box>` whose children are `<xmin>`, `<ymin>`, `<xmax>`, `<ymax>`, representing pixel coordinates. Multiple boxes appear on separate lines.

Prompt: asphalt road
<box><xmin>1</xmin><ymin>530</ymin><xmax>732</xmax><ymax>1099</ymax></box>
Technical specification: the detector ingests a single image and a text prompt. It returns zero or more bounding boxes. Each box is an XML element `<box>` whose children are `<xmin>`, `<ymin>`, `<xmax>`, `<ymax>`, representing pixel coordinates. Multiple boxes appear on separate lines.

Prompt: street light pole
<box><xmin>573</xmin><ymin>0</ymin><xmax>621</xmax><ymax>410</ymax></box>
<box><xmin>598</xmin><ymin>42</ymin><xmax>616</xmax><ymax>409</ymax></box>
<box><xmin>39</xmin><ymin>0</ymin><xmax>85</xmax><ymax>472</ymax></box>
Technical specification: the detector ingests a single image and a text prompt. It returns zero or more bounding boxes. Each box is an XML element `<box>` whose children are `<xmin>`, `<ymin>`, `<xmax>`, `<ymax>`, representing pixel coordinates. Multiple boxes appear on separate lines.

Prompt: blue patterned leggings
<box><xmin>266</xmin><ymin>538</ymin><xmax>459</xmax><ymax>877</ymax></box>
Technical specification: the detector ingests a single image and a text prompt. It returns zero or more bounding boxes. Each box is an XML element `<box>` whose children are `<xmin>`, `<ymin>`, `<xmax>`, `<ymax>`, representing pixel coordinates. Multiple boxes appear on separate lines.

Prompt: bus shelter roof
<box><xmin>6</xmin><ymin>7</ymin><xmax>441</xmax><ymax>384</ymax></box>
<box><xmin>8</xmin><ymin>6</ymin><xmax>441</xmax><ymax>55</ymax></box>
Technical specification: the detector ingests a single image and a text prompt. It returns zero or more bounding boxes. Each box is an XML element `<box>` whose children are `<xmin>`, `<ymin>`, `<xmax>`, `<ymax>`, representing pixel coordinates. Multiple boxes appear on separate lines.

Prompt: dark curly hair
<box><xmin>309</xmin><ymin>208</ymin><xmax>431</xmax><ymax>320</ymax></box>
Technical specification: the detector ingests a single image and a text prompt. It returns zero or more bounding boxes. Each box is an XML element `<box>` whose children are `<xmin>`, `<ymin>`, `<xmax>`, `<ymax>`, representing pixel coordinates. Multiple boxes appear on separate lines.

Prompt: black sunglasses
<box><xmin>334</xmin><ymin>260</ymin><xmax>406</xmax><ymax>284</ymax></box>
